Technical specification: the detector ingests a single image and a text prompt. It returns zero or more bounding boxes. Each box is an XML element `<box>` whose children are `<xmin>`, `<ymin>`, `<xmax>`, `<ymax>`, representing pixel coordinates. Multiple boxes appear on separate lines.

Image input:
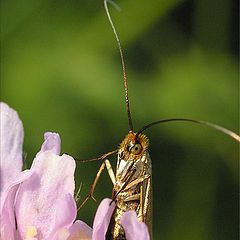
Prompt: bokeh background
<box><xmin>1</xmin><ymin>0</ymin><xmax>238</xmax><ymax>239</ymax></box>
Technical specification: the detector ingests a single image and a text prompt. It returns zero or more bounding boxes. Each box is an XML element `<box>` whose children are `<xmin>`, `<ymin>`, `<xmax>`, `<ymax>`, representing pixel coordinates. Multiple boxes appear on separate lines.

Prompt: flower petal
<box><xmin>92</xmin><ymin>198</ymin><xmax>115</xmax><ymax>240</ymax></box>
<box><xmin>0</xmin><ymin>102</ymin><xmax>24</xmax><ymax>193</ymax></box>
<box><xmin>49</xmin><ymin>194</ymin><xmax>77</xmax><ymax>240</ymax></box>
<box><xmin>40</xmin><ymin>132</ymin><xmax>61</xmax><ymax>155</ymax></box>
<box><xmin>0</xmin><ymin>170</ymin><xmax>32</xmax><ymax>239</ymax></box>
<box><xmin>121</xmin><ymin>211</ymin><xmax>150</xmax><ymax>240</ymax></box>
<box><xmin>15</xmin><ymin>149</ymin><xmax>76</xmax><ymax>239</ymax></box>
<box><xmin>66</xmin><ymin>220</ymin><xmax>92</xmax><ymax>240</ymax></box>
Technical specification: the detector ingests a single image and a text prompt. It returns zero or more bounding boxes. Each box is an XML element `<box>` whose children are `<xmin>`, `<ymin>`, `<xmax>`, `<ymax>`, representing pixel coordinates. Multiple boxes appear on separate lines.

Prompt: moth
<box><xmin>78</xmin><ymin>1</ymin><xmax>240</xmax><ymax>239</ymax></box>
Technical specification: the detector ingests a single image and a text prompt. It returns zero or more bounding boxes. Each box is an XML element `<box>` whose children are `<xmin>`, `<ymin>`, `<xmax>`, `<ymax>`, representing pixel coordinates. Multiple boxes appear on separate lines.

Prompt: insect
<box><xmin>78</xmin><ymin>1</ymin><xmax>240</xmax><ymax>239</ymax></box>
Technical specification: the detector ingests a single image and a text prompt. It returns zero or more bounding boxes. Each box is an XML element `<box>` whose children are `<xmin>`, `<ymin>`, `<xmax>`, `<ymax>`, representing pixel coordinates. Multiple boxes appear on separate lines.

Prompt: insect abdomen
<box><xmin>106</xmin><ymin>206</ymin><xmax>126</xmax><ymax>240</ymax></box>
<box><xmin>106</xmin><ymin>198</ymin><xmax>140</xmax><ymax>240</ymax></box>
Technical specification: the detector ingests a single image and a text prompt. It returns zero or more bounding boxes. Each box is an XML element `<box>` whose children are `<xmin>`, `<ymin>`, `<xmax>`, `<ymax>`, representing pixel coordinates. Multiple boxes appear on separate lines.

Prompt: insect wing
<box><xmin>141</xmin><ymin>151</ymin><xmax>152</xmax><ymax>237</ymax></box>
<box><xmin>115</xmin><ymin>149</ymin><xmax>153</xmax><ymax>236</ymax></box>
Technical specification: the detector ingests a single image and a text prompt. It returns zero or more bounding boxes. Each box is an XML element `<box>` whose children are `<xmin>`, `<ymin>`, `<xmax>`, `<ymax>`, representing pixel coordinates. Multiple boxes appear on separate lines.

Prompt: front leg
<box><xmin>78</xmin><ymin>159</ymin><xmax>116</xmax><ymax>210</ymax></box>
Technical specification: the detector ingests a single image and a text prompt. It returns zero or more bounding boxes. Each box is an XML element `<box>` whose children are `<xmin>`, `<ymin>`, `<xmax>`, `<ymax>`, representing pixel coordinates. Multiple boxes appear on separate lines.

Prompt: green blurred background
<box><xmin>1</xmin><ymin>0</ymin><xmax>238</xmax><ymax>239</ymax></box>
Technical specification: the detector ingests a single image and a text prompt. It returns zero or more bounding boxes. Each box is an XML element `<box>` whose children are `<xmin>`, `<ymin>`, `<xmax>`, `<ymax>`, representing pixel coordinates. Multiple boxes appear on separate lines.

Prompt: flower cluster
<box><xmin>0</xmin><ymin>102</ymin><xmax>150</xmax><ymax>240</ymax></box>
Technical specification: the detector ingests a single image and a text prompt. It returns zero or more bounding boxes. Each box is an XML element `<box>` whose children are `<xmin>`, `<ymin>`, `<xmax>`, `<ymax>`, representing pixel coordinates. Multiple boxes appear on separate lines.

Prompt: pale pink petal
<box><xmin>92</xmin><ymin>198</ymin><xmax>115</xmax><ymax>240</ymax></box>
<box><xmin>0</xmin><ymin>102</ymin><xmax>29</xmax><ymax>239</ymax></box>
<box><xmin>0</xmin><ymin>170</ymin><xmax>32</xmax><ymax>239</ymax></box>
<box><xmin>40</xmin><ymin>132</ymin><xmax>61</xmax><ymax>155</ymax></box>
<box><xmin>0</xmin><ymin>102</ymin><xmax>24</xmax><ymax>193</ymax></box>
<box><xmin>66</xmin><ymin>220</ymin><xmax>92</xmax><ymax>240</ymax></box>
<box><xmin>49</xmin><ymin>194</ymin><xmax>77</xmax><ymax>240</ymax></box>
<box><xmin>15</xmin><ymin>151</ymin><xmax>76</xmax><ymax>240</ymax></box>
<box><xmin>121</xmin><ymin>211</ymin><xmax>150</xmax><ymax>240</ymax></box>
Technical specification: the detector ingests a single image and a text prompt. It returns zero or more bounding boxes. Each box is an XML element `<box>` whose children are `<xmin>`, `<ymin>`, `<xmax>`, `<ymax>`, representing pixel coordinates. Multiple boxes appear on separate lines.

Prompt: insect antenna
<box><xmin>136</xmin><ymin>118</ymin><xmax>240</xmax><ymax>142</ymax></box>
<box><xmin>75</xmin><ymin>149</ymin><xmax>118</xmax><ymax>163</ymax></box>
<box><xmin>104</xmin><ymin>0</ymin><xmax>134</xmax><ymax>132</ymax></box>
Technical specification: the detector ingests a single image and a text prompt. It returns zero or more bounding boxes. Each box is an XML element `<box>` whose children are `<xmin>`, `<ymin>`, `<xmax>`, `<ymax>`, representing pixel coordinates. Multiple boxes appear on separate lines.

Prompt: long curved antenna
<box><xmin>75</xmin><ymin>149</ymin><xmax>118</xmax><ymax>163</ymax></box>
<box><xmin>137</xmin><ymin>118</ymin><xmax>240</xmax><ymax>142</ymax></box>
<box><xmin>104</xmin><ymin>0</ymin><xmax>133</xmax><ymax>132</ymax></box>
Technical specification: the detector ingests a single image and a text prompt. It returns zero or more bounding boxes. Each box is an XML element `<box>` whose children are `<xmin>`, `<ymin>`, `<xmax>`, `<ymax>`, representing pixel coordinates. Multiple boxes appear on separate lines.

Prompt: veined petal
<box><xmin>15</xmin><ymin>150</ymin><xmax>76</xmax><ymax>240</ymax></box>
<box><xmin>40</xmin><ymin>132</ymin><xmax>61</xmax><ymax>155</ymax></box>
<box><xmin>92</xmin><ymin>198</ymin><xmax>115</xmax><ymax>240</ymax></box>
<box><xmin>121</xmin><ymin>211</ymin><xmax>150</xmax><ymax>240</ymax></box>
<box><xmin>0</xmin><ymin>102</ymin><xmax>24</xmax><ymax>193</ymax></box>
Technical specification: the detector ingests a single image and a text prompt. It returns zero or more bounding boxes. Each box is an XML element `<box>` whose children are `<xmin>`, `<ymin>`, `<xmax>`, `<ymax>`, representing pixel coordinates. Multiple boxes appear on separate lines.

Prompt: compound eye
<box><xmin>130</xmin><ymin>143</ymin><xmax>142</xmax><ymax>155</ymax></box>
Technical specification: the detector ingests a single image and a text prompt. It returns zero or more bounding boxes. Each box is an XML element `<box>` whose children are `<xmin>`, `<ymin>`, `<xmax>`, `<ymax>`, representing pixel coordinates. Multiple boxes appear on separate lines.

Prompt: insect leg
<box><xmin>125</xmin><ymin>176</ymin><xmax>150</xmax><ymax>222</ymax></box>
<box><xmin>133</xmin><ymin>177</ymin><xmax>152</xmax><ymax>224</ymax></box>
<box><xmin>78</xmin><ymin>161</ymin><xmax>105</xmax><ymax>209</ymax></box>
<box><xmin>78</xmin><ymin>159</ymin><xmax>116</xmax><ymax>210</ymax></box>
<box><xmin>124</xmin><ymin>193</ymin><xmax>141</xmax><ymax>202</ymax></box>
<box><xmin>105</xmin><ymin>159</ymin><xmax>116</xmax><ymax>185</ymax></box>
<box><xmin>122</xmin><ymin>175</ymin><xmax>150</xmax><ymax>204</ymax></box>
<box><xmin>123</xmin><ymin>174</ymin><xmax>150</xmax><ymax>191</ymax></box>
<box><xmin>112</xmin><ymin>168</ymin><xmax>137</xmax><ymax>201</ymax></box>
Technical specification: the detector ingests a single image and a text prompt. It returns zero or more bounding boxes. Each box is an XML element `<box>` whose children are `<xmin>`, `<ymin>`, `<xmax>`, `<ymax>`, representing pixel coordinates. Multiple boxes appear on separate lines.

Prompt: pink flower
<box><xmin>0</xmin><ymin>102</ymin><xmax>32</xmax><ymax>239</ymax></box>
<box><xmin>0</xmin><ymin>102</ymin><xmax>150</xmax><ymax>240</ymax></box>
